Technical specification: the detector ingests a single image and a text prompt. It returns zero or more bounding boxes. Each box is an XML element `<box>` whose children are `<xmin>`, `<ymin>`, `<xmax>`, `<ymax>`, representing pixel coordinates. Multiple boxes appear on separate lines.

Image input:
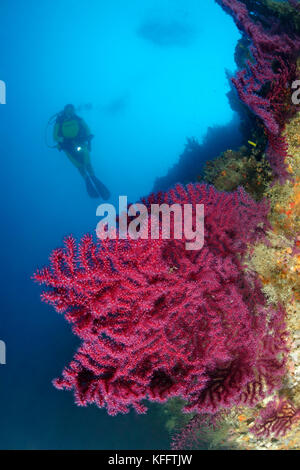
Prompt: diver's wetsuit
<box><xmin>53</xmin><ymin>113</ymin><xmax>110</xmax><ymax>199</ymax></box>
<box><xmin>54</xmin><ymin>114</ymin><xmax>94</xmax><ymax>177</ymax></box>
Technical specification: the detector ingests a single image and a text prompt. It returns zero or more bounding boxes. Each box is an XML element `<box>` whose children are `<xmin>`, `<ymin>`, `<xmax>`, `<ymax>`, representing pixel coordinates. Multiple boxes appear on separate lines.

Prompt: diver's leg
<box><xmin>84</xmin><ymin>175</ymin><xmax>99</xmax><ymax>198</ymax></box>
<box><xmin>64</xmin><ymin>150</ymin><xmax>85</xmax><ymax>173</ymax></box>
<box><xmin>65</xmin><ymin>150</ymin><xmax>98</xmax><ymax>198</ymax></box>
<box><xmin>84</xmin><ymin>150</ymin><xmax>111</xmax><ymax>200</ymax></box>
<box><xmin>83</xmin><ymin>149</ymin><xmax>95</xmax><ymax>177</ymax></box>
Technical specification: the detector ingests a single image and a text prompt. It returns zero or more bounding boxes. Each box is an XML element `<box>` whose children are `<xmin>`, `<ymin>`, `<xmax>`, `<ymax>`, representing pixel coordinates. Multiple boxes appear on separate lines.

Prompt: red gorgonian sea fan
<box><xmin>34</xmin><ymin>184</ymin><xmax>288</xmax><ymax>416</ymax></box>
<box><xmin>251</xmin><ymin>398</ymin><xmax>300</xmax><ymax>438</ymax></box>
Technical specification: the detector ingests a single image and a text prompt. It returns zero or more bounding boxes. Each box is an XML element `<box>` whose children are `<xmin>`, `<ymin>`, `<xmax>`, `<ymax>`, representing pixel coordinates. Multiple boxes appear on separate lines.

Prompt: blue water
<box><xmin>0</xmin><ymin>0</ymin><xmax>240</xmax><ymax>449</ymax></box>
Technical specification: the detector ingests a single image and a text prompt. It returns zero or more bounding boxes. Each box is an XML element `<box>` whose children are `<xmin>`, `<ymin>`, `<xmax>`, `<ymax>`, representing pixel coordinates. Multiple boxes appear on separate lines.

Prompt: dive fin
<box><xmin>85</xmin><ymin>176</ymin><xmax>99</xmax><ymax>198</ymax></box>
<box><xmin>90</xmin><ymin>175</ymin><xmax>111</xmax><ymax>200</ymax></box>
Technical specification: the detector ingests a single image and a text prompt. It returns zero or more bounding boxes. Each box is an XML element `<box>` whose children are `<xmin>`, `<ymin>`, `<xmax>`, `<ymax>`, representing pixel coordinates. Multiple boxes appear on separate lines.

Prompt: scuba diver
<box><xmin>52</xmin><ymin>104</ymin><xmax>110</xmax><ymax>199</ymax></box>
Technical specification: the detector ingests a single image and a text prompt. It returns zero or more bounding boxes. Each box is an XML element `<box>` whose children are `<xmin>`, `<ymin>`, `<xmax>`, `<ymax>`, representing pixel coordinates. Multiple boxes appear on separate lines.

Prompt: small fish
<box><xmin>248</xmin><ymin>140</ymin><xmax>257</xmax><ymax>147</ymax></box>
<box><xmin>238</xmin><ymin>415</ymin><xmax>247</xmax><ymax>422</ymax></box>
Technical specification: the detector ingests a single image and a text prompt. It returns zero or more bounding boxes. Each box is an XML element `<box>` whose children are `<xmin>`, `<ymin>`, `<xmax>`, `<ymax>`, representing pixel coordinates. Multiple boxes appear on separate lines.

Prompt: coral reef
<box><xmin>237</xmin><ymin>108</ymin><xmax>300</xmax><ymax>449</ymax></box>
<box><xmin>34</xmin><ymin>184</ymin><xmax>289</xmax><ymax>417</ymax></box>
<box><xmin>202</xmin><ymin>145</ymin><xmax>272</xmax><ymax>199</ymax></box>
<box><xmin>241</xmin><ymin>0</ymin><xmax>300</xmax><ymax>36</ymax></box>
<box><xmin>161</xmin><ymin>0</ymin><xmax>300</xmax><ymax>451</ymax></box>
<box><xmin>217</xmin><ymin>0</ymin><xmax>300</xmax><ymax>181</ymax></box>
<box><xmin>192</xmin><ymin>90</ymin><xmax>300</xmax><ymax>452</ymax></box>
<box><xmin>251</xmin><ymin>398</ymin><xmax>300</xmax><ymax>438</ymax></box>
